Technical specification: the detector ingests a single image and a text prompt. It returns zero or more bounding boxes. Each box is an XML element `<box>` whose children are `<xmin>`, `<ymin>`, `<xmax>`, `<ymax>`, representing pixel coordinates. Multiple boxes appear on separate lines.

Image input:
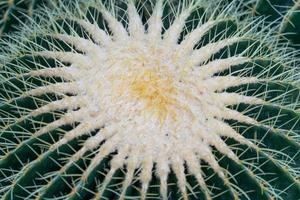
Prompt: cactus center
<box><xmin>130</xmin><ymin>69</ymin><xmax>178</xmax><ymax>123</ymax></box>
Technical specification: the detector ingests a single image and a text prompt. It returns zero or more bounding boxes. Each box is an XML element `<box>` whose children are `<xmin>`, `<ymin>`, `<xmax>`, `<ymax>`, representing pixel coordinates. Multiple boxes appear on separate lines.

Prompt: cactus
<box><xmin>0</xmin><ymin>0</ymin><xmax>299</xmax><ymax>199</ymax></box>
<box><xmin>279</xmin><ymin>1</ymin><xmax>300</xmax><ymax>47</ymax></box>
<box><xmin>253</xmin><ymin>0</ymin><xmax>300</xmax><ymax>47</ymax></box>
<box><xmin>0</xmin><ymin>0</ymin><xmax>51</xmax><ymax>38</ymax></box>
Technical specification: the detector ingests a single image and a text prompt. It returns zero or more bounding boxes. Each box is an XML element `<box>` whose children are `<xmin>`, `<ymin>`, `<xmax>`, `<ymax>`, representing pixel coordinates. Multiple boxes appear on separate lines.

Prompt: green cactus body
<box><xmin>0</xmin><ymin>0</ymin><xmax>49</xmax><ymax>38</ymax></box>
<box><xmin>0</xmin><ymin>0</ymin><xmax>299</xmax><ymax>199</ymax></box>
<box><xmin>280</xmin><ymin>1</ymin><xmax>300</xmax><ymax>46</ymax></box>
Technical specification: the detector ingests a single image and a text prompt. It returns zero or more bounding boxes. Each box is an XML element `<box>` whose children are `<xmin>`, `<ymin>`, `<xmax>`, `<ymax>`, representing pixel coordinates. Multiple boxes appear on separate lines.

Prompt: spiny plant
<box><xmin>0</xmin><ymin>0</ymin><xmax>51</xmax><ymax>38</ymax></box>
<box><xmin>0</xmin><ymin>0</ymin><xmax>299</xmax><ymax>199</ymax></box>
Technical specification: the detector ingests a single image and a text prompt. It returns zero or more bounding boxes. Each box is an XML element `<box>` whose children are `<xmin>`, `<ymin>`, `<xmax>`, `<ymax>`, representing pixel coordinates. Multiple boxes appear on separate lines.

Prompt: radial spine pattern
<box><xmin>0</xmin><ymin>0</ymin><xmax>299</xmax><ymax>200</ymax></box>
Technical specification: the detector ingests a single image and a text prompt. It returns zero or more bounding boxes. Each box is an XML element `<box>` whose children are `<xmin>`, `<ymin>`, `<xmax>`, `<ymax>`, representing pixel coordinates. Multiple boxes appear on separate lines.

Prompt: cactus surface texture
<box><xmin>0</xmin><ymin>0</ymin><xmax>49</xmax><ymax>38</ymax></box>
<box><xmin>0</xmin><ymin>0</ymin><xmax>300</xmax><ymax>200</ymax></box>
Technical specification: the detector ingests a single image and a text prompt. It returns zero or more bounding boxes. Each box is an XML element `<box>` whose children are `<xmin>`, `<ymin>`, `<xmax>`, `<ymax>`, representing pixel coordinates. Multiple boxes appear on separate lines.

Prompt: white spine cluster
<box><xmin>0</xmin><ymin>0</ymin><xmax>299</xmax><ymax>200</ymax></box>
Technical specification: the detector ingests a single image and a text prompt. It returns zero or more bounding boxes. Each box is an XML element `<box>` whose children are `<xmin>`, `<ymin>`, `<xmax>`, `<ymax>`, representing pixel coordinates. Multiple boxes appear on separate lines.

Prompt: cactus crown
<box><xmin>0</xmin><ymin>0</ymin><xmax>299</xmax><ymax>200</ymax></box>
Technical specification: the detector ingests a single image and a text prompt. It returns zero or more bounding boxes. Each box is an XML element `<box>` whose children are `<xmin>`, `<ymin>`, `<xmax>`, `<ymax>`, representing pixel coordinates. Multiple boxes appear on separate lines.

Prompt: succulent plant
<box><xmin>0</xmin><ymin>0</ymin><xmax>299</xmax><ymax>200</ymax></box>
<box><xmin>0</xmin><ymin>0</ymin><xmax>51</xmax><ymax>38</ymax></box>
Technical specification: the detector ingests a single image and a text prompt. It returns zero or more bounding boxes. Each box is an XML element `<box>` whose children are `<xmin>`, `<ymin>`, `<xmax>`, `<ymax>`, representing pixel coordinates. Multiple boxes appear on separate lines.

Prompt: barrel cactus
<box><xmin>0</xmin><ymin>0</ymin><xmax>299</xmax><ymax>199</ymax></box>
<box><xmin>0</xmin><ymin>0</ymin><xmax>50</xmax><ymax>38</ymax></box>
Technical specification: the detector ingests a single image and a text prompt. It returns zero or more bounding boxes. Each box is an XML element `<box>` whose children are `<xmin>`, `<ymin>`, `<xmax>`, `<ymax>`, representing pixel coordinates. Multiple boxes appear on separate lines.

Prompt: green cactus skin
<box><xmin>0</xmin><ymin>0</ymin><xmax>300</xmax><ymax>199</ymax></box>
<box><xmin>254</xmin><ymin>0</ymin><xmax>295</xmax><ymax>21</ymax></box>
<box><xmin>0</xmin><ymin>0</ymin><xmax>50</xmax><ymax>38</ymax></box>
<box><xmin>280</xmin><ymin>1</ymin><xmax>300</xmax><ymax>46</ymax></box>
<box><xmin>254</xmin><ymin>0</ymin><xmax>300</xmax><ymax>48</ymax></box>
